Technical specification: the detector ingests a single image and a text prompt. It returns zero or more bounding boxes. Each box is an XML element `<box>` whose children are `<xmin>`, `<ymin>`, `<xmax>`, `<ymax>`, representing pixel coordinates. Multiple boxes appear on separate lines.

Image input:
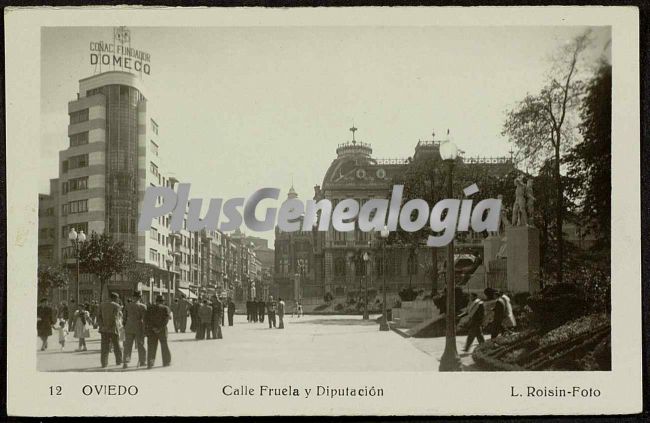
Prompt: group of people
<box><xmin>458</xmin><ymin>287</ymin><xmax>516</xmax><ymax>352</ymax></box>
<box><xmin>246</xmin><ymin>296</ymin><xmax>286</xmax><ymax>329</ymax></box>
<box><xmin>38</xmin><ymin>291</ymin><xmax>173</xmax><ymax>369</ymax></box>
<box><xmin>37</xmin><ymin>298</ymin><xmax>94</xmax><ymax>352</ymax></box>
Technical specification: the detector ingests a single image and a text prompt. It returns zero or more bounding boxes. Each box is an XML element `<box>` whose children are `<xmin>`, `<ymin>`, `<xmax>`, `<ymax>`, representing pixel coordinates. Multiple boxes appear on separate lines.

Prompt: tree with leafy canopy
<box><xmin>78</xmin><ymin>232</ymin><xmax>133</xmax><ymax>303</ymax></box>
<box><xmin>566</xmin><ymin>60</ymin><xmax>611</xmax><ymax>254</ymax></box>
<box><xmin>38</xmin><ymin>264</ymin><xmax>70</xmax><ymax>298</ymax></box>
<box><xmin>502</xmin><ymin>30</ymin><xmax>591</xmax><ymax>283</ymax></box>
<box><xmin>125</xmin><ymin>261</ymin><xmax>155</xmax><ymax>292</ymax></box>
<box><xmin>392</xmin><ymin>153</ymin><xmax>447</xmax><ymax>294</ymax></box>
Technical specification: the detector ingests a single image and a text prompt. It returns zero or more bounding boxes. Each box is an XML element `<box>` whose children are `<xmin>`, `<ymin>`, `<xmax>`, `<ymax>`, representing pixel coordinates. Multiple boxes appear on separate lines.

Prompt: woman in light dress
<box><xmin>73</xmin><ymin>304</ymin><xmax>91</xmax><ymax>351</ymax></box>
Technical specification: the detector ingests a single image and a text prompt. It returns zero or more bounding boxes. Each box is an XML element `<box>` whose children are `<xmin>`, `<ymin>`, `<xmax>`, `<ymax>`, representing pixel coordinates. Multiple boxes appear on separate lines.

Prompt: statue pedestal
<box><xmin>506</xmin><ymin>225</ymin><xmax>540</xmax><ymax>294</ymax></box>
<box><xmin>482</xmin><ymin>235</ymin><xmax>502</xmax><ymax>272</ymax></box>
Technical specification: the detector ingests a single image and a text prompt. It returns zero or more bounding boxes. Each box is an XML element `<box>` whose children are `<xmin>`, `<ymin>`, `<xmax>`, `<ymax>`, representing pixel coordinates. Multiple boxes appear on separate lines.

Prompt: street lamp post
<box><xmin>439</xmin><ymin>138</ymin><xmax>462</xmax><ymax>371</ymax></box>
<box><xmin>362</xmin><ymin>252</ymin><xmax>370</xmax><ymax>320</ymax></box>
<box><xmin>379</xmin><ymin>225</ymin><xmax>390</xmax><ymax>331</ymax></box>
<box><xmin>68</xmin><ymin>228</ymin><xmax>86</xmax><ymax>305</ymax></box>
<box><xmin>166</xmin><ymin>251</ymin><xmax>174</xmax><ymax>306</ymax></box>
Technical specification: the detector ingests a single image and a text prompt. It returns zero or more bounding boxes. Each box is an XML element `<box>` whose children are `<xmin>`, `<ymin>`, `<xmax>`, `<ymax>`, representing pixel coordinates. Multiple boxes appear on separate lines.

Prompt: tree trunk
<box><xmin>554</xmin><ymin>142</ymin><xmax>564</xmax><ymax>283</ymax></box>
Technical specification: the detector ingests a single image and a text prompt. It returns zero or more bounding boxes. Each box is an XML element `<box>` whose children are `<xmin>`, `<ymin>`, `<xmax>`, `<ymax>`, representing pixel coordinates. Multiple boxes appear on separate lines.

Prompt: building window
<box><xmin>150</xmin><ymin>162</ymin><xmax>159</xmax><ymax>177</ymax></box>
<box><xmin>69</xmin><ymin>132</ymin><xmax>89</xmax><ymax>147</ymax></box>
<box><xmin>70</xmin><ymin>109</ymin><xmax>89</xmax><ymax>124</ymax></box>
<box><xmin>62</xmin><ymin>176</ymin><xmax>88</xmax><ymax>194</ymax></box>
<box><xmin>150</xmin><ymin>227</ymin><xmax>158</xmax><ymax>240</ymax></box>
<box><xmin>151</xmin><ymin>119</ymin><xmax>159</xmax><ymax>135</ymax></box>
<box><xmin>67</xmin><ymin>154</ymin><xmax>89</xmax><ymax>170</ymax></box>
<box><xmin>150</xmin><ymin>140</ymin><xmax>159</xmax><ymax>156</ymax></box>
<box><xmin>150</xmin><ymin>248</ymin><xmax>158</xmax><ymax>262</ymax></box>
<box><xmin>61</xmin><ymin>199</ymin><xmax>88</xmax><ymax>216</ymax></box>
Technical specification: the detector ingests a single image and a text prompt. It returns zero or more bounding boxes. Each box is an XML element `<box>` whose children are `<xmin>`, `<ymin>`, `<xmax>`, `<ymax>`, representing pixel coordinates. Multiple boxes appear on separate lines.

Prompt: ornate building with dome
<box><xmin>274</xmin><ymin>127</ymin><xmax>516</xmax><ymax>302</ymax></box>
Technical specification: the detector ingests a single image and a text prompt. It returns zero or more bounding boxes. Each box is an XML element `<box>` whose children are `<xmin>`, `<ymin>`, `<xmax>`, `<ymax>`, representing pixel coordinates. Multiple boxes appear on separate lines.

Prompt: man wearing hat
<box><xmin>122</xmin><ymin>291</ymin><xmax>147</xmax><ymax>368</ymax></box>
<box><xmin>97</xmin><ymin>292</ymin><xmax>123</xmax><ymax>368</ymax></box>
<box><xmin>145</xmin><ymin>294</ymin><xmax>172</xmax><ymax>368</ymax></box>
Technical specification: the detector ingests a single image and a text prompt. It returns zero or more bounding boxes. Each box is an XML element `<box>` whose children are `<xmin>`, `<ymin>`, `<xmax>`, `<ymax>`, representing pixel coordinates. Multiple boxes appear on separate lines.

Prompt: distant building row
<box><xmin>38</xmin><ymin>71</ymin><xmax>274</xmax><ymax>304</ymax></box>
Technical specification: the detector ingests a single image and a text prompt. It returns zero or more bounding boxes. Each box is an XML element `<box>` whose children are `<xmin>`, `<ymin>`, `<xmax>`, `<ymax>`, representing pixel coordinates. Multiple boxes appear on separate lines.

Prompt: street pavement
<box><xmin>37</xmin><ymin>314</ymin><xmax>475</xmax><ymax>372</ymax></box>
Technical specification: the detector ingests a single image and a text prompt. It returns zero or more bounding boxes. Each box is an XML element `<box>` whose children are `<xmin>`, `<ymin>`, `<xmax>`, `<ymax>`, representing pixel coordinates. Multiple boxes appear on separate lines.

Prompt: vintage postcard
<box><xmin>5</xmin><ymin>6</ymin><xmax>642</xmax><ymax>416</ymax></box>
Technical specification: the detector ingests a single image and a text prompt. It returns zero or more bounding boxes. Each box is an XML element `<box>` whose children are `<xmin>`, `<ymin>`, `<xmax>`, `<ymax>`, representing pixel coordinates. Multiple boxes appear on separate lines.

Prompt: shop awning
<box><xmin>176</xmin><ymin>287</ymin><xmax>198</xmax><ymax>299</ymax></box>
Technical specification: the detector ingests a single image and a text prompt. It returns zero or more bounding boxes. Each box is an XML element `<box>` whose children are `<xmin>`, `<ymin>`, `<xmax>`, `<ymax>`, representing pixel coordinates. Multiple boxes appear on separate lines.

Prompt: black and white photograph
<box><xmin>5</xmin><ymin>6</ymin><xmax>642</xmax><ymax>417</ymax></box>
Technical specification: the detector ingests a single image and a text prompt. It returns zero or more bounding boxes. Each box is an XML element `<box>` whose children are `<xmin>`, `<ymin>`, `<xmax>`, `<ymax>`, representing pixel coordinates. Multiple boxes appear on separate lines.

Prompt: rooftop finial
<box><xmin>350</xmin><ymin>125</ymin><xmax>357</xmax><ymax>144</ymax></box>
<box><xmin>432</xmin><ymin>129</ymin><xmax>436</xmax><ymax>140</ymax></box>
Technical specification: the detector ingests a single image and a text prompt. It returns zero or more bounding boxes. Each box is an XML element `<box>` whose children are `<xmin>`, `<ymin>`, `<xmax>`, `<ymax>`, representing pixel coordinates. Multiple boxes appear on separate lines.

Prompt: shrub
<box><xmin>432</xmin><ymin>287</ymin><xmax>468</xmax><ymax>315</ymax></box>
<box><xmin>399</xmin><ymin>287</ymin><xmax>418</xmax><ymax>301</ymax></box>
<box><xmin>527</xmin><ymin>283</ymin><xmax>587</xmax><ymax>332</ymax></box>
<box><xmin>334</xmin><ymin>303</ymin><xmax>344</xmax><ymax>311</ymax></box>
<box><xmin>323</xmin><ymin>292</ymin><xmax>334</xmax><ymax>303</ymax></box>
<box><xmin>314</xmin><ymin>303</ymin><xmax>329</xmax><ymax>311</ymax></box>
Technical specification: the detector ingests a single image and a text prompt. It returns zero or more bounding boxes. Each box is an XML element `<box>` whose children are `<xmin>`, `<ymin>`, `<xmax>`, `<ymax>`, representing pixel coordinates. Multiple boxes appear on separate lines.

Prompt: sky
<box><xmin>40</xmin><ymin>26</ymin><xmax>610</xmax><ymax>243</ymax></box>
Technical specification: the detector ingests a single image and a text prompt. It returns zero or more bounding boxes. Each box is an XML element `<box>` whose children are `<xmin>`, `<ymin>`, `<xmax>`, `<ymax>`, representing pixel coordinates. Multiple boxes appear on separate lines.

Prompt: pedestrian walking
<box><xmin>266</xmin><ymin>296</ymin><xmax>277</xmax><ymax>328</ymax></box>
<box><xmin>37</xmin><ymin>298</ymin><xmax>56</xmax><ymax>351</ymax></box>
<box><xmin>246</xmin><ymin>300</ymin><xmax>251</xmax><ymax>322</ymax></box>
<box><xmin>227</xmin><ymin>298</ymin><xmax>236</xmax><ymax>326</ymax></box>
<box><xmin>123</xmin><ymin>291</ymin><xmax>147</xmax><ymax>369</ymax></box>
<box><xmin>297</xmin><ymin>301</ymin><xmax>303</xmax><ymax>318</ymax></box>
<box><xmin>211</xmin><ymin>296</ymin><xmax>223</xmax><ymax>340</ymax></box>
<box><xmin>251</xmin><ymin>299</ymin><xmax>259</xmax><ymax>323</ymax></box>
<box><xmin>277</xmin><ymin>297</ymin><xmax>285</xmax><ymax>329</ymax></box>
<box><xmin>56</xmin><ymin>320</ymin><xmax>68</xmax><ymax>350</ymax></box>
<box><xmin>197</xmin><ymin>299</ymin><xmax>213</xmax><ymax>340</ymax></box>
<box><xmin>97</xmin><ymin>292</ymin><xmax>123</xmax><ymax>368</ymax></box>
<box><xmin>177</xmin><ymin>295</ymin><xmax>191</xmax><ymax>332</ymax></box>
<box><xmin>256</xmin><ymin>299</ymin><xmax>265</xmax><ymax>323</ymax></box>
<box><xmin>190</xmin><ymin>299</ymin><xmax>200</xmax><ymax>332</ymax></box>
<box><xmin>171</xmin><ymin>298</ymin><xmax>180</xmax><ymax>333</ymax></box>
<box><xmin>484</xmin><ymin>288</ymin><xmax>516</xmax><ymax>339</ymax></box>
<box><xmin>459</xmin><ymin>293</ymin><xmax>485</xmax><ymax>352</ymax></box>
<box><xmin>73</xmin><ymin>304</ymin><xmax>91</xmax><ymax>351</ymax></box>
<box><xmin>145</xmin><ymin>295</ymin><xmax>172</xmax><ymax>368</ymax></box>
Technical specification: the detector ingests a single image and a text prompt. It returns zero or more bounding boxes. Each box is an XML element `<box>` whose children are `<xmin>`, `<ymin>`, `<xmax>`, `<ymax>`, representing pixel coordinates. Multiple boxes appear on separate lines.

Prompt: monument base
<box><xmin>505</xmin><ymin>225</ymin><xmax>540</xmax><ymax>294</ymax></box>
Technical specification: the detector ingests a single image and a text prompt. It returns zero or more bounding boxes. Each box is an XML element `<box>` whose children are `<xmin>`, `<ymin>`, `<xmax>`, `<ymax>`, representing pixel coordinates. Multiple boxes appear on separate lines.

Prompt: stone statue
<box><xmin>526</xmin><ymin>179</ymin><xmax>535</xmax><ymax>225</ymax></box>
<box><xmin>511</xmin><ymin>176</ymin><xmax>528</xmax><ymax>226</ymax></box>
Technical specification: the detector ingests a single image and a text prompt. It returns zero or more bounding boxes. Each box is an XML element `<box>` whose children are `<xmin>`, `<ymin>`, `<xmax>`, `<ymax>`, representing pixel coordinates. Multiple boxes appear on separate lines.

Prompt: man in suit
<box><xmin>177</xmin><ymin>295</ymin><xmax>191</xmax><ymax>333</ymax></box>
<box><xmin>145</xmin><ymin>295</ymin><xmax>172</xmax><ymax>368</ymax></box>
<box><xmin>246</xmin><ymin>300</ymin><xmax>251</xmax><ymax>322</ymax></box>
<box><xmin>277</xmin><ymin>297</ymin><xmax>286</xmax><ymax>329</ymax></box>
<box><xmin>97</xmin><ymin>292</ymin><xmax>123</xmax><ymax>368</ymax></box>
<box><xmin>257</xmin><ymin>298</ymin><xmax>265</xmax><ymax>323</ymax></box>
<box><xmin>211</xmin><ymin>296</ymin><xmax>223</xmax><ymax>339</ymax></box>
<box><xmin>122</xmin><ymin>291</ymin><xmax>147</xmax><ymax>368</ymax></box>
<box><xmin>227</xmin><ymin>298</ymin><xmax>236</xmax><ymax>326</ymax></box>
<box><xmin>197</xmin><ymin>299</ymin><xmax>213</xmax><ymax>340</ymax></box>
<box><xmin>190</xmin><ymin>298</ymin><xmax>200</xmax><ymax>333</ymax></box>
<box><xmin>266</xmin><ymin>296</ymin><xmax>277</xmax><ymax>329</ymax></box>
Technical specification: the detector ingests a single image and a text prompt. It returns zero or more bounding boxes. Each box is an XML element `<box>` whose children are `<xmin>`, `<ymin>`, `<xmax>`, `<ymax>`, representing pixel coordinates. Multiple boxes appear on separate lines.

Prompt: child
<box><xmin>73</xmin><ymin>304</ymin><xmax>90</xmax><ymax>351</ymax></box>
<box><xmin>56</xmin><ymin>320</ymin><xmax>68</xmax><ymax>350</ymax></box>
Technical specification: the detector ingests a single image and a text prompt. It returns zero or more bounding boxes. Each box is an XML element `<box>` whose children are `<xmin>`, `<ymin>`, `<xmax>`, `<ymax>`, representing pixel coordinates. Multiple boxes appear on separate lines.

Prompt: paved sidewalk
<box><xmin>38</xmin><ymin>314</ymin><xmax>450</xmax><ymax>372</ymax></box>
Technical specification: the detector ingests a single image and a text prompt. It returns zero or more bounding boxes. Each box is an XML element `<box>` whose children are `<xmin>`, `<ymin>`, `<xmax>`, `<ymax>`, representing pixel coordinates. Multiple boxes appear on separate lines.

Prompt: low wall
<box><xmin>392</xmin><ymin>300</ymin><xmax>440</xmax><ymax>329</ymax></box>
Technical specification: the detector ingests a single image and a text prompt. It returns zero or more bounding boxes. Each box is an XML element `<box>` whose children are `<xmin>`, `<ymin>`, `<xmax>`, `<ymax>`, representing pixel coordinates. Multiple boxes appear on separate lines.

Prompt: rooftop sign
<box><xmin>90</xmin><ymin>27</ymin><xmax>151</xmax><ymax>75</ymax></box>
